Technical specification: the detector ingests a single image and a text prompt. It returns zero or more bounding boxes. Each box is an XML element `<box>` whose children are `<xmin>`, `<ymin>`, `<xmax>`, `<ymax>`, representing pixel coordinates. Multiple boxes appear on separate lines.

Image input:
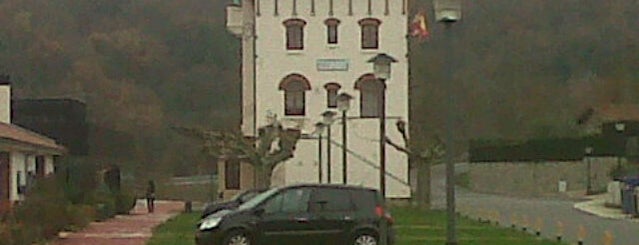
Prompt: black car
<box><xmin>195</xmin><ymin>184</ymin><xmax>394</xmax><ymax>245</ymax></box>
<box><xmin>201</xmin><ymin>189</ymin><xmax>267</xmax><ymax>218</ymax></box>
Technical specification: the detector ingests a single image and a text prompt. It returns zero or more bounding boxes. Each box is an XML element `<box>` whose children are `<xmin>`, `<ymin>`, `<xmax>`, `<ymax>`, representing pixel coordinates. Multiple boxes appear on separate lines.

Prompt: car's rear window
<box><xmin>310</xmin><ymin>187</ymin><xmax>354</xmax><ymax>212</ymax></box>
<box><xmin>349</xmin><ymin>189</ymin><xmax>379</xmax><ymax>211</ymax></box>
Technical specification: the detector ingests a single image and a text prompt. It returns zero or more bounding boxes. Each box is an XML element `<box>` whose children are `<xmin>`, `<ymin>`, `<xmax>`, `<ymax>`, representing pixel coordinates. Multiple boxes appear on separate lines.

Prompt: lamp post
<box><xmin>585</xmin><ymin>146</ymin><xmax>593</xmax><ymax>195</ymax></box>
<box><xmin>322</xmin><ymin>111</ymin><xmax>337</xmax><ymax>183</ymax></box>
<box><xmin>337</xmin><ymin>93</ymin><xmax>353</xmax><ymax>185</ymax></box>
<box><xmin>368</xmin><ymin>53</ymin><xmax>398</xmax><ymax>198</ymax></box>
<box><xmin>615</xmin><ymin>122</ymin><xmax>625</xmax><ymax>172</ymax></box>
<box><xmin>434</xmin><ymin>1</ymin><xmax>462</xmax><ymax>244</ymax></box>
<box><xmin>315</xmin><ymin>122</ymin><xmax>326</xmax><ymax>183</ymax></box>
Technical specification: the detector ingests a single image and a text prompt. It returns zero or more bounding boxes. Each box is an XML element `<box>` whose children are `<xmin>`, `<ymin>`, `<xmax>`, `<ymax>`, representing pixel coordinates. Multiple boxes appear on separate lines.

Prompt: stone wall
<box><xmin>468</xmin><ymin>157</ymin><xmax>619</xmax><ymax>197</ymax></box>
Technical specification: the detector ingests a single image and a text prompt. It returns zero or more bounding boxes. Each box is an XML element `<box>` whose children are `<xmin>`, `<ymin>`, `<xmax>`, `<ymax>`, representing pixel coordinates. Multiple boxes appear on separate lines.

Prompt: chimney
<box><xmin>0</xmin><ymin>75</ymin><xmax>10</xmax><ymax>124</ymax></box>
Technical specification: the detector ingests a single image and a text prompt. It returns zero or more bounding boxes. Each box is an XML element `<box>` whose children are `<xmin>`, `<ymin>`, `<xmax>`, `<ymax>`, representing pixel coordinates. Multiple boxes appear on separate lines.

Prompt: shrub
<box><xmin>57</xmin><ymin>158</ymin><xmax>98</xmax><ymax>205</ymax></box>
<box><xmin>0</xmin><ymin>162</ymin><xmax>137</xmax><ymax>244</ymax></box>
<box><xmin>0</xmin><ymin>222</ymin><xmax>18</xmax><ymax>245</ymax></box>
<box><xmin>92</xmin><ymin>184</ymin><xmax>116</xmax><ymax>221</ymax></box>
<box><xmin>7</xmin><ymin>222</ymin><xmax>33</xmax><ymax>245</ymax></box>
<box><xmin>65</xmin><ymin>204</ymin><xmax>96</xmax><ymax>231</ymax></box>
<box><xmin>113</xmin><ymin>190</ymin><xmax>136</xmax><ymax>215</ymax></box>
<box><xmin>14</xmin><ymin>176</ymin><xmax>71</xmax><ymax>239</ymax></box>
<box><xmin>0</xmin><ymin>175</ymin><xmax>79</xmax><ymax>245</ymax></box>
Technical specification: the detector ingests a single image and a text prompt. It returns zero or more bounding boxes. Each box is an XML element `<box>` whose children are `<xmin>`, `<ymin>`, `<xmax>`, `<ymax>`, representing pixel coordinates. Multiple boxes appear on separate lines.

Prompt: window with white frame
<box><xmin>355</xmin><ymin>74</ymin><xmax>384</xmax><ymax>118</ymax></box>
<box><xmin>324</xmin><ymin>83</ymin><xmax>341</xmax><ymax>108</ymax></box>
<box><xmin>280</xmin><ymin>74</ymin><xmax>311</xmax><ymax>116</ymax></box>
<box><xmin>358</xmin><ymin>18</ymin><xmax>381</xmax><ymax>49</ymax></box>
<box><xmin>325</xmin><ymin>18</ymin><xmax>340</xmax><ymax>45</ymax></box>
<box><xmin>283</xmin><ymin>19</ymin><xmax>306</xmax><ymax>50</ymax></box>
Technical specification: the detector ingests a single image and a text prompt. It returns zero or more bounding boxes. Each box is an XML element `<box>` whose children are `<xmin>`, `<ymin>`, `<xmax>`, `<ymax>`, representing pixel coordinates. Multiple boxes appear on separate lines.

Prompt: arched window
<box><xmin>358</xmin><ymin>18</ymin><xmax>381</xmax><ymax>49</ymax></box>
<box><xmin>355</xmin><ymin>74</ymin><xmax>384</xmax><ymax>118</ymax></box>
<box><xmin>324</xmin><ymin>18</ymin><xmax>341</xmax><ymax>44</ymax></box>
<box><xmin>279</xmin><ymin>74</ymin><xmax>311</xmax><ymax>116</ymax></box>
<box><xmin>324</xmin><ymin>83</ymin><xmax>341</xmax><ymax>108</ymax></box>
<box><xmin>283</xmin><ymin>19</ymin><xmax>307</xmax><ymax>50</ymax></box>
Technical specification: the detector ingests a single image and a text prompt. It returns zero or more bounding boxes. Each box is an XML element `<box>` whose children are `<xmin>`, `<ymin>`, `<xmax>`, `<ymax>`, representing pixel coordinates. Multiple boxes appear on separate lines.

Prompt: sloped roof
<box><xmin>593</xmin><ymin>104</ymin><xmax>639</xmax><ymax>122</ymax></box>
<box><xmin>0</xmin><ymin>122</ymin><xmax>66</xmax><ymax>153</ymax></box>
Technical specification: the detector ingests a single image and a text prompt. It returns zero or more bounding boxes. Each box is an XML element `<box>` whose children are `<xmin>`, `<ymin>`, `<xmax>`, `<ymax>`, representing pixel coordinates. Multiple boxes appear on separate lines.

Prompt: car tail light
<box><xmin>375</xmin><ymin>206</ymin><xmax>394</xmax><ymax>225</ymax></box>
<box><xmin>375</xmin><ymin>206</ymin><xmax>384</xmax><ymax>217</ymax></box>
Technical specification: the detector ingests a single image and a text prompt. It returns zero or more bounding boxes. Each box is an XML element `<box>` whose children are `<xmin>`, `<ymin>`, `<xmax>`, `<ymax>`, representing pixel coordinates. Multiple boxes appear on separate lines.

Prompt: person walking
<box><xmin>146</xmin><ymin>180</ymin><xmax>156</xmax><ymax>213</ymax></box>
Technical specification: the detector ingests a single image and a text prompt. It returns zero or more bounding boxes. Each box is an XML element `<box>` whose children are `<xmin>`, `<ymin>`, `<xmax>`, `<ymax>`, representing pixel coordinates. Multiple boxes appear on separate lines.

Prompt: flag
<box><xmin>410</xmin><ymin>11</ymin><xmax>429</xmax><ymax>41</ymax></box>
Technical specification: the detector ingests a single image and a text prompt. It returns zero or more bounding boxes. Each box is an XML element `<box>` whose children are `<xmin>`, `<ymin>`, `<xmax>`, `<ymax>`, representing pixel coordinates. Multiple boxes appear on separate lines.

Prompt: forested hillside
<box><xmin>0</xmin><ymin>0</ymin><xmax>638</xmax><ymax>177</ymax></box>
<box><xmin>410</xmin><ymin>0</ymin><xmax>639</xmax><ymax>147</ymax></box>
<box><xmin>0</xmin><ymin>0</ymin><xmax>240</xmax><ymax>177</ymax></box>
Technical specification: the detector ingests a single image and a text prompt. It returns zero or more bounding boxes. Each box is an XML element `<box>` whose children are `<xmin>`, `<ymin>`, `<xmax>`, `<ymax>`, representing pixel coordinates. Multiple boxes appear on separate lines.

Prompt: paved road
<box><xmin>51</xmin><ymin>200</ymin><xmax>183</xmax><ymax>245</ymax></box>
<box><xmin>431</xmin><ymin>164</ymin><xmax>639</xmax><ymax>245</ymax></box>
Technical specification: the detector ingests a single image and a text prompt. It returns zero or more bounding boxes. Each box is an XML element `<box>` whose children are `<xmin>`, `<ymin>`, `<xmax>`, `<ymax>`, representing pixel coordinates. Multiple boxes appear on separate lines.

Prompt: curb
<box><xmin>573</xmin><ymin>198</ymin><xmax>636</xmax><ymax>222</ymax></box>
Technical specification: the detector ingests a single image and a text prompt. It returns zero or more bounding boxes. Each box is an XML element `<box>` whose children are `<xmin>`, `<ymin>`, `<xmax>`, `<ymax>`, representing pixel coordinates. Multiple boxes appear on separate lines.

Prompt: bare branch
<box><xmin>385</xmin><ymin>136</ymin><xmax>412</xmax><ymax>155</ymax></box>
<box><xmin>395</xmin><ymin>120</ymin><xmax>409</xmax><ymax>144</ymax></box>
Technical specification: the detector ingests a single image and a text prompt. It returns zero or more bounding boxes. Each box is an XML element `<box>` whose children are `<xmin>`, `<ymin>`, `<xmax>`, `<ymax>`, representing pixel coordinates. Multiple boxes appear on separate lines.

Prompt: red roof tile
<box><xmin>593</xmin><ymin>104</ymin><xmax>639</xmax><ymax>122</ymax></box>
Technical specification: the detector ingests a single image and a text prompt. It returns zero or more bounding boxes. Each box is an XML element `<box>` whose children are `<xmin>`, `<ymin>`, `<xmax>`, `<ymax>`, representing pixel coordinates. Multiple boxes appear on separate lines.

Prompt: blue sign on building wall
<box><xmin>316</xmin><ymin>59</ymin><xmax>349</xmax><ymax>71</ymax></box>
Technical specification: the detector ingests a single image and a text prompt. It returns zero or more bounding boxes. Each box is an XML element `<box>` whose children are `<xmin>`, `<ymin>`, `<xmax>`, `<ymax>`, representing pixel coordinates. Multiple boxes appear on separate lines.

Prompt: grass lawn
<box><xmin>147</xmin><ymin>212</ymin><xmax>200</xmax><ymax>245</ymax></box>
<box><xmin>391</xmin><ymin>208</ymin><xmax>563</xmax><ymax>245</ymax></box>
<box><xmin>148</xmin><ymin>207</ymin><xmax>565</xmax><ymax>245</ymax></box>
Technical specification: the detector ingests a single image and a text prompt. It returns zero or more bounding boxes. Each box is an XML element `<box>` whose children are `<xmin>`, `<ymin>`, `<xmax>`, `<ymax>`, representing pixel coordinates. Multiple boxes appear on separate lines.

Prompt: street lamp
<box><xmin>315</xmin><ymin>122</ymin><xmax>326</xmax><ymax>183</ymax></box>
<box><xmin>337</xmin><ymin>92</ymin><xmax>353</xmax><ymax>185</ymax></box>
<box><xmin>585</xmin><ymin>146</ymin><xmax>594</xmax><ymax>195</ymax></box>
<box><xmin>368</xmin><ymin>53</ymin><xmax>397</xmax><ymax>198</ymax></box>
<box><xmin>321</xmin><ymin>110</ymin><xmax>337</xmax><ymax>183</ymax></box>
<box><xmin>434</xmin><ymin>1</ymin><xmax>461</xmax><ymax>245</ymax></box>
<box><xmin>615</xmin><ymin>122</ymin><xmax>626</xmax><ymax>172</ymax></box>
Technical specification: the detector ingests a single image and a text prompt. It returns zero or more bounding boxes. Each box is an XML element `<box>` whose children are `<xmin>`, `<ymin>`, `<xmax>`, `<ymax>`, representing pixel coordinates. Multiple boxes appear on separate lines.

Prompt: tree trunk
<box><xmin>415</xmin><ymin>157</ymin><xmax>431</xmax><ymax>210</ymax></box>
<box><xmin>254</xmin><ymin>165</ymin><xmax>272</xmax><ymax>189</ymax></box>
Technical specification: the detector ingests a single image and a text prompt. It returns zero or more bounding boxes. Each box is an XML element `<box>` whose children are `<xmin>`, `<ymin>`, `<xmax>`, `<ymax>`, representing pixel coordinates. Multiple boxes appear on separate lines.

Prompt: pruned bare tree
<box><xmin>173</xmin><ymin>120</ymin><xmax>301</xmax><ymax>188</ymax></box>
<box><xmin>385</xmin><ymin>120</ymin><xmax>444</xmax><ymax>209</ymax></box>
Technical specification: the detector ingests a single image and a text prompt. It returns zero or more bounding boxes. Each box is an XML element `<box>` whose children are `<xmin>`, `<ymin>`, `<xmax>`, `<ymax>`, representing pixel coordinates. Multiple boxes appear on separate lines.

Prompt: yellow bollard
<box><xmin>603</xmin><ymin>230</ymin><xmax>614</xmax><ymax>245</ymax></box>
<box><xmin>535</xmin><ymin>217</ymin><xmax>543</xmax><ymax>237</ymax></box>
<box><xmin>521</xmin><ymin>215</ymin><xmax>529</xmax><ymax>232</ymax></box>
<box><xmin>488</xmin><ymin>210</ymin><xmax>499</xmax><ymax>224</ymax></box>
<box><xmin>577</xmin><ymin>225</ymin><xmax>587</xmax><ymax>245</ymax></box>
<box><xmin>556</xmin><ymin>221</ymin><xmax>564</xmax><ymax>242</ymax></box>
<box><xmin>510</xmin><ymin>214</ymin><xmax>518</xmax><ymax>229</ymax></box>
<box><xmin>480</xmin><ymin>208</ymin><xmax>488</xmax><ymax>223</ymax></box>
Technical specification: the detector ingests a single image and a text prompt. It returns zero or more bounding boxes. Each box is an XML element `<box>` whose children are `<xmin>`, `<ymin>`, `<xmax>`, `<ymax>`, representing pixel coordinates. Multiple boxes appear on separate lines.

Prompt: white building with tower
<box><xmin>220</xmin><ymin>0</ymin><xmax>411</xmax><ymax>199</ymax></box>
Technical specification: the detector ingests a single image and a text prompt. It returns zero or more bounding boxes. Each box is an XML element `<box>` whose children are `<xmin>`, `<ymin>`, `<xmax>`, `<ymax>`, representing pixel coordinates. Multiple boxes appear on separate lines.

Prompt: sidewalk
<box><xmin>51</xmin><ymin>199</ymin><xmax>184</xmax><ymax>245</ymax></box>
<box><xmin>573</xmin><ymin>194</ymin><xmax>638</xmax><ymax>222</ymax></box>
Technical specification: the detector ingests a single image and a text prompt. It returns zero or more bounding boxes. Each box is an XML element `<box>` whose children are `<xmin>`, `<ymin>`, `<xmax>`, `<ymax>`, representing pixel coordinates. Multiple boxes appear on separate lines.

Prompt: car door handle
<box><xmin>294</xmin><ymin>217</ymin><xmax>309</xmax><ymax>223</ymax></box>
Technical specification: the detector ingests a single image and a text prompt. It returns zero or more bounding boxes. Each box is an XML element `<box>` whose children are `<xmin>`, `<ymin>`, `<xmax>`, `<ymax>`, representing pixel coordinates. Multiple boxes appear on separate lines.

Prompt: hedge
<box><xmin>469</xmin><ymin>135</ymin><xmax>625</xmax><ymax>162</ymax></box>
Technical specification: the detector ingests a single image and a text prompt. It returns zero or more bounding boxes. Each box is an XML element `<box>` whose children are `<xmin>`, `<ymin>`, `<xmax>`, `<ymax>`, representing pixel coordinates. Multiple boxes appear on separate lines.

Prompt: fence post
<box><xmin>535</xmin><ymin>217</ymin><xmax>543</xmax><ymax>237</ymax></box>
<box><xmin>577</xmin><ymin>225</ymin><xmax>587</xmax><ymax>245</ymax></box>
<box><xmin>556</xmin><ymin>221</ymin><xmax>564</xmax><ymax>242</ymax></box>
<box><xmin>603</xmin><ymin>230</ymin><xmax>614</xmax><ymax>245</ymax></box>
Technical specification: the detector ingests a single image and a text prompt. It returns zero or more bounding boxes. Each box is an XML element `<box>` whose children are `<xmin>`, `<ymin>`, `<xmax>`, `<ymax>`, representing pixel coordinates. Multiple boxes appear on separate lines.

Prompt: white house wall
<box><xmin>26</xmin><ymin>155</ymin><xmax>35</xmax><ymax>174</ymax></box>
<box><xmin>45</xmin><ymin>155</ymin><xmax>54</xmax><ymax>175</ymax></box>
<box><xmin>9</xmin><ymin>152</ymin><xmax>26</xmax><ymax>202</ymax></box>
<box><xmin>254</xmin><ymin>0</ymin><xmax>410</xmax><ymax>198</ymax></box>
<box><xmin>0</xmin><ymin>84</ymin><xmax>9</xmax><ymax>124</ymax></box>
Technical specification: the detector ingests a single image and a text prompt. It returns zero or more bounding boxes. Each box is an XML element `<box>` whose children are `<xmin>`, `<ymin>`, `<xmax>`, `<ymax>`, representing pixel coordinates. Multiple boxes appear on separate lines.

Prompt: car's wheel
<box><xmin>223</xmin><ymin>230</ymin><xmax>251</xmax><ymax>245</ymax></box>
<box><xmin>352</xmin><ymin>231</ymin><xmax>378</xmax><ymax>245</ymax></box>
